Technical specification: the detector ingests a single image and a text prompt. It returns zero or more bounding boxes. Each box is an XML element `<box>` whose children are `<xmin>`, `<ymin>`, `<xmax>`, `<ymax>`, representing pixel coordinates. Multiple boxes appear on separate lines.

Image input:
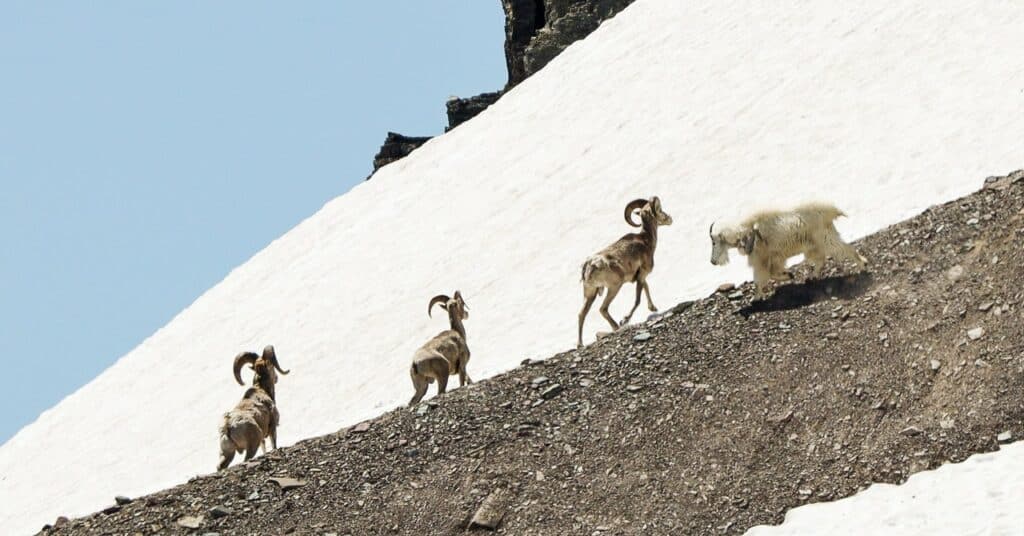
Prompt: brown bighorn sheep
<box><xmin>577</xmin><ymin>196</ymin><xmax>673</xmax><ymax>347</ymax></box>
<box><xmin>709</xmin><ymin>202</ymin><xmax>868</xmax><ymax>298</ymax></box>
<box><xmin>217</xmin><ymin>345</ymin><xmax>290</xmax><ymax>470</ymax></box>
<box><xmin>408</xmin><ymin>291</ymin><xmax>472</xmax><ymax>406</ymax></box>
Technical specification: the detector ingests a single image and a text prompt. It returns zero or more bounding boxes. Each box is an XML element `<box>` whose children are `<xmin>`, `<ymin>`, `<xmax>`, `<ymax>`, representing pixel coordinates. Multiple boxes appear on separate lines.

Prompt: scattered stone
<box><xmin>246</xmin><ymin>491</ymin><xmax>260</xmax><ymax>501</ymax></box>
<box><xmin>353</xmin><ymin>421</ymin><xmax>371</xmax><ymax>433</ymax></box>
<box><xmin>940</xmin><ymin>418</ymin><xmax>955</xmax><ymax>430</ymax></box>
<box><xmin>997</xmin><ymin>431</ymin><xmax>1013</xmax><ymax>443</ymax></box>
<box><xmin>536</xmin><ymin>470</ymin><xmax>545</xmax><ymax>481</ymax></box>
<box><xmin>633</xmin><ymin>331</ymin><xmax>653</xmax><ymax>342</ymax></box>
<box><xmin>798</xmin><ymin>488</ymin><xmax>813</xmax><ymax>496</ymax></box>
<box><xmin>727</xmin><ymin>291</ymin><xmax>745</xmax><ymax>300</ymax></box>
<box><xmin>978</xmin><ymin>302</ymin><xmax>994</xmax><ymax>312</ymax></box>
<box><xmin>415</xmin><ymin>404</ymin><xmax>429</xmax><ymax>416</ymax></box>
<box><xmin>269</xmin><ymin>477</ymin><xmax>308</xmax><ymax>491</ymax></box>
<box><xmin>579</xmin><ymin>378</ymin><xmax>595</xmax><ymax>387</ymax></box>
<box><xmin>101</xmin><ymin>505</ymin><xmax>121</xmax><ymax>515</ymax></box>
<box><xmin>900</xmin><ymin>426</ymin><xmax>924</xmax><ymax>436</ymax></box>
<box><xmin>767</xmin><ymin>410</ymin><xmax>793</xmax><ymax>424</ymax></box>
<box><xmin>626</xmin><ymin>384</ymin><xmax>643</xmax><ymax>393</ymax></box>
<box><xmin>177</xmin><ymin>516</ymin><xmax>204</xmax><ymax>529</ymax></box>
<box><xmin>469</xmin><ymin>488</ymin><xmax>510</xmax><ymax>530</ymax></box>
<box><xmin>717</xmin><ymin>283</ymin><xmax>736</xmax><ymax>293</ymax></box>
<box><xmin>54</xmin><ymin>516</ymin><xmax>69</xmax><ymax>527</ymax></box>
<box><xmin>946</xmin><ymin>265</ymin><xmax>965</xmax><ymax>282</ymax></box>
<box><xmin>540</xmin><ymin>384</ymin><xmax>564</xmax><ymax>400</ymax></box>
<box><xmin>930</xmin><ymin>359</ymin><xmax>942</xmax><ymax>371</ymax></box>
<box><xmin>209</xmin><ymin>505</ymin><xmax>233</xmax><ymax>519</ymax></box>
<box><xmin>531</xmin><ymin>376</ymin><xmax>549</xmax><ymax>387</ymax></box>
<box><xmin>114</xmin><ymin>495</ymin><xmax>132</xmax><ymax>506</ymax></box>
<box><xmin>967</xmin><ymin>327</ymin><xmax>985</xmax><ymax>340</ymax></box>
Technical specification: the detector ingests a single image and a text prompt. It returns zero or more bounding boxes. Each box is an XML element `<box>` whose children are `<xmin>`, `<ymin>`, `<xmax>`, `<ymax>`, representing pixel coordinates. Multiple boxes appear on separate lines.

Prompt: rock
<box><xmin>540</xmin><ymin>384</ymin><xmax>564</xmax><ymax>400</ymax></box>
<box><xmin>940</xmin><ymin>418</ymin><xmax>955</xmax><ymax>430</ymax></box>
<box><xmin>900</xmin><ymin>426</ymin><xmax>924</xmax><ymax>436</ymax></box>
<box><xmin>997</xmin><ymin>431</ymin><xmax>1013</xmax><ymax>443</ymax></box>
<box><xmin>727</xmin><ymin>291</ymin><xmax>745</xmax><ymax>300</ymax></box>
<box><xmin>625</xmin><ymin>384</ymin><xmax>643</xmax><ymax>393</ymax></box>
<box><xmin>246</xmin><ymin>491</ymin><xmax>260</xmax><ymax>501</ymax></box>
<box><xmin>929</xmin><ymin>359</ymin><xmax>942</xmax><ymax>371</ymax></box>
<box><xmin>353</xmin><ymin>421</ymin><xmax>371</xmax><ymax>433</ymax></box>
<box><xmin>101</xmin><ymin>505</ymin><xmax>121</xmax><ymax>515</ymax></box>
<box><xmin>446</xmin><ymin>92</ymin><xmax>502</xmax><ymax>130</ymax></box>
<box><xmin>269</xmin><ymin>477</ymin><xmax>308</xmax><ymax>491</ymax></box>
<box><xmin>177</xmin><ymin>516</ymin><xmax>204</xmax><ymax>529</ymax></box>
<box><xmin>531</xmin><ymin>376</ymin><xmax>550</xmax><ymax>387</ymax></box>
<box><xmin>579</xmin><ymin>378</ymin><xmax>595</xmax><ymax>387</ymax></box>
<box><xmin>415</xmin><ymin>404</ymin><xmax>429</xmax><ymax>416</ymax></box>
<box><xmin>767</xmin><ymin>410</ymin><xmax>793</xmax><ymax>424</ymax></box>
<box><xmin>945</xmin><ymin>265</ymin><xmax>965</xmax><ymax>282</ymax></box>
<box><xmin>967</xmin><ymin>327</ymin><xmax>985</xmax><ymax>340</ymax></box>
<box><xmin>54</xmin><ymin>516</ymin><xmax>69</xmax><ymax>527</ymax></box>
<box><xmin>209</xmin><ymin>505</ymin><xmax>232</xmax><ymax>519</ymax></box>
<box><xmin>978</xmin><ymin>301</ymin><xmax>994</xmax><ymax>312</ymax></box>
<box><xmin>633</xmin><ymin>331</ymin><xmax>653</xmax><ymax>342</ymax></box>
<box><xmin>469</xmin><ymin>488</ymin><xmax>510</xmax><ymax>530</ymax></box>
<box><xmin>536</xmin><ymin>470</ymin><xmax>545</xmax><ymax>481</ymax></box>
<box><xmin>716</xmin><ymin>283</ymin><xmax>736</xmax><ymax>293</ymax></box>
<box><xmin>368</xmin><ymin>132</ymin><xmax>432</xmax><ymax>176</ymax></box>
<box><xmin>113</xmin><ymin>495</ymin><xmax>132</xmax><ymax>505</ymax></box>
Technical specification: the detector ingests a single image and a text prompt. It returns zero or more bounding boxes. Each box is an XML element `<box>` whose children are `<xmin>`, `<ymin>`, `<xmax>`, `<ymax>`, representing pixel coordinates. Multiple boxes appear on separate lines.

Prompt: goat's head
<box><xmin>428</xmin><ymin>291</ymin><xmax>469</xmax><ymax>321</ymax></box>
<box><xmin>233</xmin><ymin>345</ymin><xmax>290</xmax><ymax>387</ymax></box>
<box><xmin>625</xmin><ymin>196</ymin><xmax>672</xmax><ymax>228</ymax></box>
<box><xmin>709</xmin><ymin>222</ymin><xmax>761</xmax><ymax>265</ymax></box>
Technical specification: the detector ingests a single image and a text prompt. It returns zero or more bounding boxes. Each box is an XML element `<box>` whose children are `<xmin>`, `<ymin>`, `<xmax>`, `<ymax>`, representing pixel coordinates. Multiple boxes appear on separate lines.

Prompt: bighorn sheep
<box><xmin>577</xmin><ymin>196</ymin><xmax>673</xmax><ymax>347</ymax></box>
<box><xmin>218</xmin><ymin>345</ymin><xmax>290</xmax><ymax>470</ymax></box>
<box><xmin>709</xmin><ymin>202</ymin><xmax>868</xmax><ymax>298</ymax></box>
<box><xmin>409</xmin><ymin>291</ymin><xmax>472</xmax><ymax>406</ymax></box>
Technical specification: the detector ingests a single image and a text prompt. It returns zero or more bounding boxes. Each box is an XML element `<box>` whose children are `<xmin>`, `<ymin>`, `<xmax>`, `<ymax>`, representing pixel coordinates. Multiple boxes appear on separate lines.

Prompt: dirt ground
<box><xmin>41</xmin><ymin>171</ymin><xmax>1024</xmax><ymax>535</ymax></box>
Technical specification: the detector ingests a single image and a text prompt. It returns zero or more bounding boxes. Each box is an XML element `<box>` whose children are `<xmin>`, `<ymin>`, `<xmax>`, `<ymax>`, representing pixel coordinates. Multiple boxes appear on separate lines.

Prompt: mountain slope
<box><xmin>44</xmin><ymin>173</ymin><xmax>1024</xmax><ymax>535</ymax></box>
<box><xmin>3</xmin><ymin>1</ymin><xmax>1024</xmax><ymax>533</ymax></box>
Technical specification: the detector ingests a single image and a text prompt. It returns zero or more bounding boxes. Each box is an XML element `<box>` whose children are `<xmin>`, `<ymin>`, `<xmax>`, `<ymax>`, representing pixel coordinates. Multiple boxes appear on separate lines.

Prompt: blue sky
<box><xmin>0</xmin><ymin>2</ymin><xmax>506</xmax><ymax>444</ymax></box>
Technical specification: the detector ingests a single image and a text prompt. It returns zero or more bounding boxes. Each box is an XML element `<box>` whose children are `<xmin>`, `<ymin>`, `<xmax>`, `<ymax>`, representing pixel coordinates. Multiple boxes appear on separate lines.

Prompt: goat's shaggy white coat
<box><xmin>710</xmin><ymin>202</ymin><xmax>867</xmax><ymax>297</ymax></box>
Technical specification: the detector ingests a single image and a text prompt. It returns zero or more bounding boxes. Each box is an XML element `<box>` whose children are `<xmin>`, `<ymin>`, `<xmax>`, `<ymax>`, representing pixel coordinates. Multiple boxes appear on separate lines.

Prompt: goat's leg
<box><xmin>409</xmin><ymin>371</ymin><xmax>429</xmax><ymax>407</ymax></box>
<box><xmin>805</xmin><ymin>248</ymin><xmax>826</xmax><ymax>279</ymax></box>
<box><xmin>599</xmin><ymin>283</ymin><xmax>623</xmax><ymax>331</ymax></box>
<box><xmin>458</xmin><ymin>362</ymin><xmax>472</xmax><ymax>386</ymax></box>
<box><xmin>577</xmin><ymin>287</ymin><xmax>599</xmax><ymax>348</ymax></box>
<box><xmin>244</xmin><ymin>444</ymin><xmax>259</xmax><ymax>462</ymax></box>
<box><xmin>621</xmin><ymin>280</ymin><xmax>644</xmax><ymax>326</ymax></box>
<box><xmin>752</xmin><ymin>263</ymin><xmax>770</xmax><ymax>299</ymax></box>
<box><xmin>269</xmin><ymin>426</ymin><xmax>278</xmax><ymax>451</ymax></box>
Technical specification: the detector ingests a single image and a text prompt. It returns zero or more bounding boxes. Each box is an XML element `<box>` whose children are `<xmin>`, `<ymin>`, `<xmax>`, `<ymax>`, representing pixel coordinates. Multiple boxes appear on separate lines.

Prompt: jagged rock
<box><xmin>633</xmin><ymin>331</ymin><xmax>652</xmax><ymax>342</ymax></box>
<box><xmin>446</xmin><ymin>92</ymin><xmax>503</xmax><ymax>130</ymax></box>
<box><xmin>114</xmin><ymin>496</ymin><xmax>132</xmax><ymax>505</ymax></box>
<box><xmin>268</xmin><ymin>477</ymin><xmax>307</xmax><ymax>491</ymax></box>
<box><xmin>967</xmin><ymin>327</ymin><xmax>985</xmax><ymax>340</ymax></box>
<box><xmin>368</xmin><ymin>132</ymin><xmax>432</xmax><ymax>176</ymax></box>
<box><xmin>930</xmin><ymin>359</ymin><xmax>942</xmax><ymax>371</ymax></box>
<box><xmin>209</xmin><ymin>505</ymin><xmax>232</xmax><ymax>519</ymax></box>
<box><xmin>469</xmin><ymin>488</ymin><xmax>511</xmax><ymax>530</ymax></box>
<box><xmin>997</xmin><ymin>431</ymin><xmax>1013</xmax><ymax>443</ymax></box>
<box><xmin>352</xmin><ymin>421</ymin><xmax>371</xmax><ymax>433</ymax></box>
<box><xmin>541</xmin><ymin>384</ymin><xmax>564</xmax><ymax>399</ymax></box>
<box><xmin>177</xmin><ymin>516</ymin><xmax>204</xmax><ymax>529</ymax></box>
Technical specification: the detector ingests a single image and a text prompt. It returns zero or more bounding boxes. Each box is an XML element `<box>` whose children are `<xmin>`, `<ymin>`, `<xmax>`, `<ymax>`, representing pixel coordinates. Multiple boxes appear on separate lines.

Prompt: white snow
<box><xmin>2</xmin><ymin>0</ymin><xmax>1023</xmax><ymax>534</ymax></box>
<box><xmin>746</xmin><ymin>441</ymin><xmax>1024</xmax><ymax>536</ymax></box>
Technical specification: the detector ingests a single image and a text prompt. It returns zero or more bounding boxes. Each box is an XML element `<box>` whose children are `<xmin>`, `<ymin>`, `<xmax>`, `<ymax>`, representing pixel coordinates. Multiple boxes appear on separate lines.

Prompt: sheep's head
<box><xmin>233</xmin><ymin>345</ymin><xmax>290</xmax><ymax>387</ymax></box>
<box><xmin>709</xmin><ymin>223</ymin><xmax>759</xmax><ymax>265</ymax></box>
<box><xmin>429</xmin><ymin>291</ymin><xmax>469</xmax><ymax>321</ymax></box>
<box><xmin>625</xmin><ymin>196</ymin><xmax>672</xmax><ymax>228</ymax></box>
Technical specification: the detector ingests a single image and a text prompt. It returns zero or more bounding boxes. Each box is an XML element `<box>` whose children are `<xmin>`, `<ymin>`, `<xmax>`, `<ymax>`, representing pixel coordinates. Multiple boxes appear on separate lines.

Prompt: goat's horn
<box><xmin>623</xmin><ymin>198</ymin><xmax>648</xmax><ymax>227</ymax></box>
<box><xmin>232</xmin><ymin>351</ymin><xmax>259</xmax><ymax>386</ymax></box>
<box><xmin>263</xmin><ymin>345</ymin><xmax>289</xmax><ymax>375</ymax></box>
<box><xmin>428</xmin><ymin>295</ymin><xmax>450</xmax><ymax>317</ymax></box>
<box><xmin>709</xmin><ymin>222</ymin><xmax>715</xmax><ymax>237</ymax></box>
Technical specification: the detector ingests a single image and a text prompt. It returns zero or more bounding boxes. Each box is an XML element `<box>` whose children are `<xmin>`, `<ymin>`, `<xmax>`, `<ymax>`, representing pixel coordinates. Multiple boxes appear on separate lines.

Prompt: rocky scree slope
<box><xmin>42</xmin><ymin>171</ymin><xmax>1024</xmax><ymax>535</ymax></box>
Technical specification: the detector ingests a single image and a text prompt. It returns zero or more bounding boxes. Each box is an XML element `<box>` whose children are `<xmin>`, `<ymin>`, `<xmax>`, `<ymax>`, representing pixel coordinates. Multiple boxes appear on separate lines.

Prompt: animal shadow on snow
<box><xmin>737</xmin><ymin>272</ymin><xmax>874</xmax><ymax>318</ymax></box>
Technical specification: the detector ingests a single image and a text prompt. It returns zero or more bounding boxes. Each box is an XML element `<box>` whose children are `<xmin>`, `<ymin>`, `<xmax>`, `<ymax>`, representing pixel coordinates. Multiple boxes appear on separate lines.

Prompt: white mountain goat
<box><xmin>578</xmin><ymin>196</ymin><xmax>673</xmax><ymax>347</ymax></box>
<box><xmin>408</xmin><ymin>291</ymin><xmax>472</xmax><ymax>406</ymax></box>
<box><xmin>218</xmin><ymin>345</ymin><xmax>290</xmax><ymax>470</ymax></box>
<box><xmin>709</xmin><ymin>202</ymin><xmax>867</xmax><ymax>298</ymax></box>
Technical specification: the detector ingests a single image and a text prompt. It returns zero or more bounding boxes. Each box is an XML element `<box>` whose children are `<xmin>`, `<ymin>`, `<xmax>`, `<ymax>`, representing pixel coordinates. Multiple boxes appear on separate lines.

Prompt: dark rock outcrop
<box><xmin>369</xmin><ymin>133</ymin><xmax>432</xmax><ymax>177</ymax></box>
<box><xmin>368</xmin><ymin>0</ymin><xmax>635</xmax><ymax>178</ymax></box>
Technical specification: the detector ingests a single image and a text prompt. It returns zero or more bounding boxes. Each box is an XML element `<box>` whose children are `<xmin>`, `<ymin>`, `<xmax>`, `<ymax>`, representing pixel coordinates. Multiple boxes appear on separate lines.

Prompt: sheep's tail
<box><xmin>580</xmin><ymin>258</ymin><xmax>605</xmax><ymax>296</ymax></box>
<box><xmin>219</xmin><ymin>413</ymin><xmax>237</xmax><ymax>453</ymax></box>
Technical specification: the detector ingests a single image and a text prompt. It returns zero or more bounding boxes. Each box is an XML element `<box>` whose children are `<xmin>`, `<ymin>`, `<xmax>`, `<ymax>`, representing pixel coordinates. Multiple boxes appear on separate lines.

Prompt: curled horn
<box><xmin>263</xmin><ymin>345</ymin><xmax>289</xmax><ymax>375</ymax></box>
<box><xmin>428</xmin><ymin>294</ymin><xmax>451</xmax><ymax>317</ymax></box>
<box><xmin>623</xmin><ymin>198</ymin><xmax>648</xmax><ymax>227</ymax></box>
<box><xmin>232</xmin><ymin>351</ymin><xmax>259</xmax><ymax>386</ymax></box>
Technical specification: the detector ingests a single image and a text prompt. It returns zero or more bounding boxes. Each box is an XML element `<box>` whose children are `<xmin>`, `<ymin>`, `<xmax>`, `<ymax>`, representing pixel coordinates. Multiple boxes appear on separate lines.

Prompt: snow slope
<box><xmin>745</xmin><ymin>441</ymin><xmax>1024</xmax><ymax>536</ymax></box>
<box><xmin>3</xmin><ymin>0</ymin><xmax>1024</xmax><ymax>533</ymax></box>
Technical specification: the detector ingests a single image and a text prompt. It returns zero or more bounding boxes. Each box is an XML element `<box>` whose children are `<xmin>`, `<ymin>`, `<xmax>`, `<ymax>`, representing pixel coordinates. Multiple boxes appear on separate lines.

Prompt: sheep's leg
<box><xmin>218</xmin><ymin>449</ymin><xmax>235</xmax><ymax>471</ymax></box>
<box><xmin>599</xmin><ymin>283</ymin><xmax>623</xmax><ymax>331</ymax></box>
<box><xmin>244</xmin><ymin>444</ymin><xmax>259</xmax><ymax>462</ymax></box>
<box><xmin>458</xmin><ymin>362</ymin><xmax>472</xmax><ymax>386</ymax></box>
<box><xmin>259</xmin><ymin>438</ymin><xmax>267</xmax><ymax>455</ymax></box>
<box><xmin>409</xmin><ymin>371</ymin><xmax>429</xmax><ymax>407</ymax></box>
<box><xmin>621</xmin><ymin>280</ymin><xmax>644</xmax><ymax>326</ymax></box>
<box><xmin>752</xmin><ymin>263</ymin><xmax>771</xmax><ymax>299</ymax></box>
<box><xmin>577</xmin><ymin>287</ymin><xmax>599</xmax><ymax>348</ymax></box>
<box><xmin>643</xmin><ymin>281</ymin><xmax>657</xmax><ymax>311</ymax></box>
<box><xmin>436</xmin><ymin>373</ymin><xmax>449</xmax><ymax>396</ymax></box>
<box><xmin>269</xmin><ymin>427</ymin><xmax>278</xmax><ymax>451</ymax></box>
